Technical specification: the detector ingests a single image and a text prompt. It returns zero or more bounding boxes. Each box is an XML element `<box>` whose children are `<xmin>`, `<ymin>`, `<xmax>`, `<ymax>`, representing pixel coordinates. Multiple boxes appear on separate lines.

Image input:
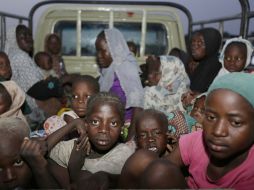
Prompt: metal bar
<box><xmin>239</xmin><ymin>0</ymin><xmax>249</xmax><ymax>38</ymax></box>
<box><xmin>28</xmin><ymin>0</ymin><xmax>193</xmax><ymax>39</ymax></box>
<box><xmin>0</xmin><ymin>11</ymin><xmax>29</xmax><ymax>21</ymax></box>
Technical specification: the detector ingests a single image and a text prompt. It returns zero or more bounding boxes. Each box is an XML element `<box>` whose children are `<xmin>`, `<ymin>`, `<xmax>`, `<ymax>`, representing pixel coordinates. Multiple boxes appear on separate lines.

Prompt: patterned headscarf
<box><xmin>207</xmin><ymin>72</ymin><xmax>254</xmax><ymax>108</ymax></box>
<box><xmin>144</xmin><ymin>56</ymin><xmax>190</xmax><ymax>114</ymax></box>
<box><xmin>216</xmin><ymin>37</ymin><xmax>254</xmax><ymax>77</ymax></box>
<box><xmin>98</xmin><ymin>28</ymin><xmax>144</xmax><ymax>108</ymax></box>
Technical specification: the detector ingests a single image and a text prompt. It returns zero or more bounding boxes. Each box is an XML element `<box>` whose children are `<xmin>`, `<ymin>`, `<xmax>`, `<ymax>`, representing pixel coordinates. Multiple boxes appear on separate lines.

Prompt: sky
<box><xmin>0</xmin><ymin>0</ymin><xmax>253</xmax><ymax>35</ymax></box>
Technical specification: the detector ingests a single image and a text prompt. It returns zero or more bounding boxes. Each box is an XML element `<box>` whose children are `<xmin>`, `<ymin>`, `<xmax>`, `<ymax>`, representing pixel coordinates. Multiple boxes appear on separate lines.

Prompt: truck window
<box><xmin>54</xmin><ymin>20</ymin><xmax>168</xmax><ymax>57</ymax></box>
<box><xmin>81</xmin><ymin>22</ymin><xmax>108</xmax><ymax>56</ymax></box>
<box><xmin>146</xmin><ymin>23</ymin><xmax>168</xmax><ymax>55</ymax></box>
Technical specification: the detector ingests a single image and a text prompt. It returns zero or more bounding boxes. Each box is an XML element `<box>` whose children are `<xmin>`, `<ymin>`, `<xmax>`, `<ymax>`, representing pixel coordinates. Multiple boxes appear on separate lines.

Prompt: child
<box><xmin>42</xmin><ymin>75</ymin><xmax>99</xmax><ymax>136</ymax></box>
<box><xmin>27</xmin><ymin>77</ymin><xmax>65</xmax><ymax>119</ymax></box>
<box><xmin>0</xmin><ymin>117</ymin><xmax>60</xmax><ymax>189</ymax></box>
<box><xmin>127</xmin><ymin>41</ymin><xmax>138</xmax><ymax>56</ymax></box>
<box><xmin>0</xmin><ymin>52</ymin><xmax>12</xmax><ymax>81</ymax></box>
<box><xmin>189</xmin><ymin>93</ymin><xmax>206</xmax><ymax>130</ymax></box>
<box><xmin>45</xmin><ymin>33</ymin><xmax>67</xmax><ymax>78</ymax></box>
<box><xmin>0</xmin><ymin>81</ymin><xmax>28</xmax><ymax>125</ymax></box>
<box><xmin>135</xmin><ymin>109</ymin><xmax>168</xmax><ymax>157</ymax></box>
<box><xmin>48</xmin><ymin>92</ymin><xmax>136</xmax><ymax>188</ymax></box>
<box><xmin>216</xmin><ymin>37</ymin><xmax>253</xmax><ymax>78</ymax></box>
<box><xmin>144</xmin><ymin>55</ymin><xmax>189</xmax><ymax>114</ymax></box>
<box><xmin>95</xmin><ymin>28</ymin><xmax>144</xmax><ymax>139</ymax></box>
<box><xmin>34</xmin><ymin>51</ymin><xmax>58</xmax><ymax>78</ymax></box>
<box><xmin>143</xmin><ymin>72</ymin><xmax>254</xmax><ymax>189</ymax></box>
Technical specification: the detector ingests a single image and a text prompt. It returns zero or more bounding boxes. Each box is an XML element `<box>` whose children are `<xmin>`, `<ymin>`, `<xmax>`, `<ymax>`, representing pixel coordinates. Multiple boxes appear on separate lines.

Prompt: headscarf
<box><xmin>190</xmin><ymin>28</ymin><xmax>222</xmax><ymax>93</ymax></box>
<box><xmin>207</xmin><ymin>72</ymin><xmax>254</xmax><ymax>108</ymax></box>
<box><xmin>98</xmin><ymin>28</ymin><xmax>144</xmax><ymax>108</ymax></box>
<box><xmin>0</xmin><ymin>81</ymin><xmax>28</xmax><ymax>125</ymax></box>
<box><xmin>216</xmin><ymin>37</ymin><xmax>254</xmax><ymax>78</ymax></box>
<box><xmin>144</xmin><ymin>56</ymin><xmax>190</xmax><ymax>113</ymax></box>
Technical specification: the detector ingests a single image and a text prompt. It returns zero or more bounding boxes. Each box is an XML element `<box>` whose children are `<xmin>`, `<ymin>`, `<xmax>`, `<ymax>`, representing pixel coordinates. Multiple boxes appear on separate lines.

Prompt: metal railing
<box><xmin>0</xmin><ymin>11</ymin><xmax>29</xmax><ymax>51</ymax></box>
<box><xmin>191</xmin><ymin>0</ymin><xmax>253</xmax><ymax>42</ymax></box>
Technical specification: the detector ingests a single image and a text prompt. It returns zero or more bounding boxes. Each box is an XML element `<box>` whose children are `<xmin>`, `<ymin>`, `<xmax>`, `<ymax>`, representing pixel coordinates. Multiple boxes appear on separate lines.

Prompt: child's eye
<box><xmin>91</xmin><ymin>120</ymin><xmax>100</xmax><ymax>126</ymax></box>
<box><xmin>231</xmin><ymin>120</ymin><xmax>242</xmax><ymax>127</ymax></box>
<box><xmin>153</xmin><ymin>130</ymin><xmax>162</xmax><ymax>136</ymax></box>
<box><xmin>205</xmin><ymin>113</ymin><xmax>216</xmax><ymax>121</ymax></box>
<box><xmin>110</xmin><ymin>121</ymin><xmax>118</xmax><ymax>128</ymax></box>
<box><xmin>72</xmin><ymin>95</ymin><xmax>79</xmax><ymax>100</ymax></box>
<box><xmin>14</xmin><ymin>159</ymin><xmax>24</xmax><ymax>167</ymax></box>
<box><xmin>138</xmin><ymin>133</ymin><xmax>147</xmax><ymax>139</ymax></box>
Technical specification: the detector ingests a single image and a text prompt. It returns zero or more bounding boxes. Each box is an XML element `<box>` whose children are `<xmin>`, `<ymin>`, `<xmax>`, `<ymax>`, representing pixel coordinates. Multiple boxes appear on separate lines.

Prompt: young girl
<box><xmin>48</xmin><ymin>92</ymin><xmax>136</xmax><ymax>188</ymax></box>
<box><xmin>144</xmin><ymin>55</ymin><xmax>189</xmax><ymax>113</ymax></box>
<box><xmin>216</xmin><ymin>37</ymin><xmax>253</xmax><ymax>78</ymax></box>
<box><xmin>95</xmin><ymin>28</ymin><xmax>144</xmax><ymax>139</ymax></box>
<box><xmin>142</xmin><ymin>72</ymin><xmax>254</xmax><ymax>189</ymax></box>
<box><xmin>41</xmin><ymin>75</ymin><xmax>99</xmax><ymax>136</ymax></box>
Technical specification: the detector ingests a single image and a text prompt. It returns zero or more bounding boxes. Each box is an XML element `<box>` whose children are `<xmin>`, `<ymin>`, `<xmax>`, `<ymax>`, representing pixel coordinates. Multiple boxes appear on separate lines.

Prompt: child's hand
<box><xmin>20</xmin><ymin>137</ymin><xmax>48</xmax><ymax>169</ymax></box>
<box><xmin>166</xmin><ymin>132</ymin><xmax>178</xmax><ymax>153</ymax></box>
<box><xmin>68</xmin><ymin>139</ymin><xmax>89</xmax><ymax>183</ymax></box>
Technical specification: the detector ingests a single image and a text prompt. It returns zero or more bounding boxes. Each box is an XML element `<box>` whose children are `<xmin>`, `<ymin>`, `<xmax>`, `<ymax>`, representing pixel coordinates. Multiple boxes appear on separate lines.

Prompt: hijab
<box><xmin>98</xmin><ymin>28</ymin><xmax>144</xmax><ymax>108</ymax></box>
<box><xmin>190</xmin><ymin>28</ymin><xmax>222</xmax><ymax>93</ymax></box>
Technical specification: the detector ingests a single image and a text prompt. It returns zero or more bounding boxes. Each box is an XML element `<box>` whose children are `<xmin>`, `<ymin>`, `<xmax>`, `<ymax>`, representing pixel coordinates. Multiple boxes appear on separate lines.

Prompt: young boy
<box><xmin>0</xmin><ymin>117</ymin><xmax>58</xmax><ymax>189</ymax></box>
<box><xmin>135</xmin><ymin>109</ymin><xmax>168</xmax><ymax>157</ymax></box>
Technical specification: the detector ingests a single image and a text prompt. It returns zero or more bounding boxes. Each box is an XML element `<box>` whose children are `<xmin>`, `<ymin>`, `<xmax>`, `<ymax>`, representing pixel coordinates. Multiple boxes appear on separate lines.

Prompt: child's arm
<box><xmin>20</xmin><ymin>137</ymin><xmax>60</xmax><ymax>188</ymax></box>
<box><xmin>68</xmin><ymin>135</ymin><xmax>90</xmax><ymax>184</ymax></box>
<box><xmin>166</xmin><ymin>143</ymin><xmax>185</xmax><ymax>168</ymax></box>
<box><xmin>46</xmin><ymin>118</ymin><xmax>86</xmax><ymax>151</ymax></box>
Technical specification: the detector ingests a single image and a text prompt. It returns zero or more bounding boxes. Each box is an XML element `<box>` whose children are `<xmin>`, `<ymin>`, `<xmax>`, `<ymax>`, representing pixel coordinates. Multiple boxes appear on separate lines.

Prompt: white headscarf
<box><xmin>217</xmin><ymin>37</ymin><xmax>253</xmax><ymax>77</ymax></box>
<box><xmin>98</xmin><ymin>28</ymin><xmax>144</xmax><ymax>108</ymax></box>
<box><xmin>0</xmin><ymin>81</ymin><xmax>28</xmax><ymax>125</ymax></box>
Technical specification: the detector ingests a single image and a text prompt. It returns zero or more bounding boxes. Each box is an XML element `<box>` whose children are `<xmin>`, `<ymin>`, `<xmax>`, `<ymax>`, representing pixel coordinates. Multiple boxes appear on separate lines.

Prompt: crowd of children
<box><xmin>0</xmin><ymin>23</ymin><xmax>253</xmax><ymax>189</ymax></box>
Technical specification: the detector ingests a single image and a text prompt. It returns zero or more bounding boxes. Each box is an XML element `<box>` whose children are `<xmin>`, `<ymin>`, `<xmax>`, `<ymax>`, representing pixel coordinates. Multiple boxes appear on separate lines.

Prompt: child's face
<box><xmin>0</xmin><ymin>55</ymin><xmax>12</xmax><ymax>80</ymax></box>
<box><xmin>190</xmin><ymin>96</ymin><xmax>206</xmax><ymax>124</ymax></box>
<box><xmin>136</xmin><ymin>116</ymin><xmax>167</xmax><ymax>156</ymax></box>
<box><xmin>224</xmin><ymin>44</ymin><xmax>247</xmax><ymax>72</ymax></box>
<box><xmin>0</xmin><ymin>136</ymin><xmax>32</xmax><ymax>189</ymax></box>
<box><xmin>203</xmin><ymin>89</ymin><xmax>254</xmax><ymax>161</ymax></box>
<box><xmin>86</xmin><ymin>102</ymin><xmax>122</xmax><ymax>151</ymax></box>
<box><xmin>191</xmin><ymin>33</ymin><xmax>206</xmax><ymax>61</ymax></box>
<box><xmin>47</xmin><ymin>36</ymin><xmax>61</xmax><ymax>55</ymax></box>
<box><xmin>146</xmin><ymin>56</ymin><xmax>161</xmax><ymax>86</ymax></box>
<box><xmin>95</xmin><ymin>37</ymin><xmax>113</xmax><ymax>68</ymax></box>
<box><xmin>0</xmin><ymin>95</ymin><xmax>11</xmax><ymax>114</ymax></box>
<box><xmin>71</xmin><ymin>82</ymin><xmax>96</xmax><ymax>118</ymax></box>
<box><xmin>37</xmin><ymin>55</ymin><xmax>52</xmax><ymax>71</ymax></box>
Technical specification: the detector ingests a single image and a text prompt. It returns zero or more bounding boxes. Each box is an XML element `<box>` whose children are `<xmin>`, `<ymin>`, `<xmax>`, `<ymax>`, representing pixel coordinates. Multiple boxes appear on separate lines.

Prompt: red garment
<box><xmin>179</xmin><ymin>131</ymin><xmax>254</xmax><ymax>190</ymax></box>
